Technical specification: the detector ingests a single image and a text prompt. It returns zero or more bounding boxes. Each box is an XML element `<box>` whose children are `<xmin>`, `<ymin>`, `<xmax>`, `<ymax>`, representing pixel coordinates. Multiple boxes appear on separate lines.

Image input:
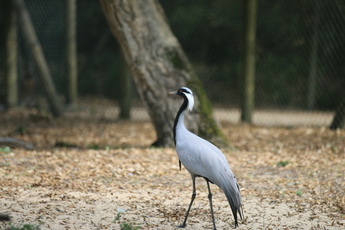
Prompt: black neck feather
<box><xmin>173</xmin><ymin>94</ymin><xmax>188</xmax><ymax>145</ymax></box>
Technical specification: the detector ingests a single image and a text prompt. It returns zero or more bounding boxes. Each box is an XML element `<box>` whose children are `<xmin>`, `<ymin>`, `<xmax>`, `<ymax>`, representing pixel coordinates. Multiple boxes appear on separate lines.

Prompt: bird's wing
<box><xmin>176</xmin><ymin>130</ymin><xmax>234</xmax><ymax>185</ymax></box>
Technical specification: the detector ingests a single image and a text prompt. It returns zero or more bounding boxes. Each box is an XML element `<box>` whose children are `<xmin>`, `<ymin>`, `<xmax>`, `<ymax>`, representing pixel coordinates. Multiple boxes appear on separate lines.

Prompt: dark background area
<box><xmin>0</xmin><ymin>0</ymin><xmax>344</xmax><ymax>111</ymax></box>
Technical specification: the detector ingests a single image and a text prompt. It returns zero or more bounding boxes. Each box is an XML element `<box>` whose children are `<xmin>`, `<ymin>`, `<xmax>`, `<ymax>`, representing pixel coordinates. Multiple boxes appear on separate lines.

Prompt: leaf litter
<box><xmin>0</xmin><ymin>110</ymin><xmax>344</xmax><ymax>229</ymax></box>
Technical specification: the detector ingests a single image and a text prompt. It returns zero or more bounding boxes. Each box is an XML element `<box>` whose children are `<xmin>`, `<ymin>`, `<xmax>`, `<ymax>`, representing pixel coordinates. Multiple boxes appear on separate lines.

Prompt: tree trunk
<box><xmin>99</xmin><ymin>0</ymin><xmax>227</xmax><ymax>147</ymax></box>
<box><xmin>66</xmin><ymin>0</ymin><xmax>78</xmax><ymax>104</ymax></box>
<box><xmin>330</xmin><ymin>97</ymin><xmax>345</xmax><ymax>130</ymax></box>
<box><xmin>241</xmin><ymin>0</ymin><xmax>257</xmax><ymax>123</ymax></box>
<box><xmin>13</xmin><ymin>0</ymin><xmax>62</xmax><ymax>117</ymax></box>
<box><xmin>118</xmin><ymin>55</ymin><xmax>131</xmax><ymax>120</ymax></box>
<box><xmin>5</xmin><ymin>0</ymin><xmax>18</xmax><ymax>108</ymax></box>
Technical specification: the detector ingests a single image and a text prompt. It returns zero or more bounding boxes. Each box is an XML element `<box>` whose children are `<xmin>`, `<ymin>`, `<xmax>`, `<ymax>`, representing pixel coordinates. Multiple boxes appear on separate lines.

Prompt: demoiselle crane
<box><xmin>169</xmin><ymin>87</ymin><xmax>243</xmax><ymax>229</ymax></box>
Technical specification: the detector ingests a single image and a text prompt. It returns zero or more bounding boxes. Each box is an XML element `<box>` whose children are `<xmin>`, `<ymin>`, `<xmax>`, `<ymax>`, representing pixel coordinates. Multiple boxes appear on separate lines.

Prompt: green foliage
<box><xmin>277</xmin><ymin>161</ymin><xmax>290</xmax><ymax>167</ymax></box>
<box><xmin>8</xmin><ymin>223</ymin><xmax>40</xmax><ymax>230</ymax></box>
<box><xmin>87</xmin><ymin>144</ymin><xmax>100</xmax><ymax>150</ymax></box>
<box><xmin>296</xmin><ymin>189</ymin><xmax>303</xmax><ymax>196</ymax></box>
<box><xmin>86</xmin><ymin>144</ymin><xmax>111</xmax><ymax>150</ymax></box>
<box><xmin>119</xmin><ymin>223</ymin><xmax>141</xmax><ymax>230</ymax></box>
<box><xmin>54</xmin><ymin>141</ymin><xmax>78</xmax><ymax>148</ymax></box>
<box><xmin>113</xmin><ymin>211</ymin><xmax>141</xmax><ymax>230</ymax></box>
<box><xmin>13</xmin><ymin>126</ymin><xmax>26</xmax><ymax>135</ymax></box>
<box><xmin>0</xmin><ymin>146</ymin><xmax>11</xmax><ymax>154</ymax></box>
<box><xmin>114</xmin><ymin>212</ymin><xmax>122</xmax><ymax>222</ymax></box>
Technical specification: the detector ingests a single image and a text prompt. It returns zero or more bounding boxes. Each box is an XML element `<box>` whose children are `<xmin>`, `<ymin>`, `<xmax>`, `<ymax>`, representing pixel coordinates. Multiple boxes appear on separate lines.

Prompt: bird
<box><xmin>169</xmin><ymin>87</ymin><xmax>243</xmax><ymax>229</ymax></box>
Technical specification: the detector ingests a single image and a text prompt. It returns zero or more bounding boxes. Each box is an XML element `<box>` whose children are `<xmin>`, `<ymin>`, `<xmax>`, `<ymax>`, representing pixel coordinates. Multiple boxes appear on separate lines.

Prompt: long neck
<box><xmin>173</xmin><ymin>96</ymin><xmax>188</xmax><ymax>145</ymax></box>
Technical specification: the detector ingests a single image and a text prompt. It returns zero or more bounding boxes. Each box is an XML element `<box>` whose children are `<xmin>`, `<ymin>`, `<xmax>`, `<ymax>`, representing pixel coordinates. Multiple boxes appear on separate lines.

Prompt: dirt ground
<box><xmin>0</xmin><ymin>108</ymin><xmax>345</xmax><ymax>229</ymax></box>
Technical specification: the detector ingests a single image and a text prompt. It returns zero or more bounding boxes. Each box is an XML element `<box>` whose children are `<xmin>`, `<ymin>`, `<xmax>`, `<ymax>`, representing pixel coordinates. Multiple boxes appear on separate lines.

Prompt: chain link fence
<box><xmin>0</xmin><ymin>0</ymin><xmax>344</xmax><ymax>126</ymax></box>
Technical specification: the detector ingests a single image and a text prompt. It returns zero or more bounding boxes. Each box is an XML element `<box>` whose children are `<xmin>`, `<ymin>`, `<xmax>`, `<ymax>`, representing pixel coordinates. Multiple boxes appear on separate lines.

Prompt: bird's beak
<box><xmin>168</xmin><ymin>91</ymin><xmax>177</xmax><ymax>95</ymax></box>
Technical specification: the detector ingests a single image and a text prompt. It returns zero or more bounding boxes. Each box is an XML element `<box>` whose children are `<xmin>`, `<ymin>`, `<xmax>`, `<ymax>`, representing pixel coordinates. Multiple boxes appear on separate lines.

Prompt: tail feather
<box><xmin>219</xmin><ymin>174</ymin><xmax>243</xmax><ymax>227</ymax></box>
<box><xmin>236</xmin><ymin>182</ymin><xmax>244</xmax><ymax>220</ymax></box>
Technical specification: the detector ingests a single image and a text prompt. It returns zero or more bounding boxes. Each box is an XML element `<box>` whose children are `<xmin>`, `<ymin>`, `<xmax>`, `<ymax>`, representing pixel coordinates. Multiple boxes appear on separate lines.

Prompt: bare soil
<box><xmin>0</xmin><ymin>108</ymin><xmax>344</xmax><ymax>229</ymax></box>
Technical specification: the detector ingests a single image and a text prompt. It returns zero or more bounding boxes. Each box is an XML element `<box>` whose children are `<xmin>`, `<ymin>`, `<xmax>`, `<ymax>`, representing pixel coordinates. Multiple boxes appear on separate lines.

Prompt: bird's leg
<box><xmin>177</xmin><ymin>176</ymin><xmax>196</xmax><ymax>228</ymax></box>
<box><xmin>206</xmin><ymin>180</ymin><xmax>217</xmax><ymax>230</ymax></box>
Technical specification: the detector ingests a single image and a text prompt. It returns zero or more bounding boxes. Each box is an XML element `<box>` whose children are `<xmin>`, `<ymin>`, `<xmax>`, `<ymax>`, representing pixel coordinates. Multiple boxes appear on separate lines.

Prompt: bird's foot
<box><xmin>176</xmin><ymin>223</ymin><xmax>186</xmax><ymax>228</ymax></box>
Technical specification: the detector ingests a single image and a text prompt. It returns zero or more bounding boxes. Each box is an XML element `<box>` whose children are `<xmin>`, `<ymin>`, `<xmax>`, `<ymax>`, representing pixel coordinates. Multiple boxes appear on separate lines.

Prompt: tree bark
<box><xmin>99</xmin><ymin>0</ymin><xmax>227</xmax><ymax>147</ymax></box>
<box><xmin>241</xmin><ymin>0</ymin><xmax>257</xmax><ymax>123</ymax></box>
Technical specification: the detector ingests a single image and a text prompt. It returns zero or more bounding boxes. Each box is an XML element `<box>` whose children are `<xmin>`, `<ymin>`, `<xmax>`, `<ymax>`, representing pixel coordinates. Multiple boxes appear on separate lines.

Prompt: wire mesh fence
<box><xmin>0</xmin><ymin>0</ymin><xmax>344</xmax><ymax>127</ymax></box>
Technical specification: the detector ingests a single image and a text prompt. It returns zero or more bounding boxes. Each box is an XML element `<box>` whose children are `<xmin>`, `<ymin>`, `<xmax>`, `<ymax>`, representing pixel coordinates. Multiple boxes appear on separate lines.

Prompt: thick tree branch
<box><xmin>0</xmin><ymin>137</ymin><xmax>34</xmax><ymax>150</ymax></box>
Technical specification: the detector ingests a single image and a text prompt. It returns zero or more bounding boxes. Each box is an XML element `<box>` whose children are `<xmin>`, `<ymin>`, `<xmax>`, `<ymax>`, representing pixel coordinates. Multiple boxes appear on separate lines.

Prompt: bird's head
<box><xmin>169</xmin><ymin>87</ymin><xmax>194</xmax><ymax>111</ymax></box>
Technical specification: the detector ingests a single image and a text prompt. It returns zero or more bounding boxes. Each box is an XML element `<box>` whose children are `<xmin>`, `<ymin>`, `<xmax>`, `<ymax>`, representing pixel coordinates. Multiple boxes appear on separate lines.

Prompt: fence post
<box><xmin>241</xmin><ymin>0</ymin><xmax>257</xmax><ymax>123</ymax></box>
<box><xmin>5</xmin><ymin>0</ymin><xmax>18</xmax><ymax>108</ymax></box>
<box><xmin>67</xmin><ymin>0</ymin><xmax>78</xmax><ymax>104</ymax></box>
<box><xmin>13</xmin><ymin>0</ymin><xmax>62</xmax><ymax>117</ymax></box>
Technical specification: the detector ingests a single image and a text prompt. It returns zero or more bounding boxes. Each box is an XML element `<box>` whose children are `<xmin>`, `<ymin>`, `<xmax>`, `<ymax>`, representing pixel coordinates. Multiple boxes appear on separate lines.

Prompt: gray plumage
<box><xmin>169</xmin><ymin>87</ymin><xmax>243</xmax><ymax>229</ymax></box>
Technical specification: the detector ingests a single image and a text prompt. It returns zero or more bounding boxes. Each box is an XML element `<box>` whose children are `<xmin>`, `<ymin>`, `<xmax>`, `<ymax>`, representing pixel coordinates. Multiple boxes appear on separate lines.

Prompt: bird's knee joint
<box><xmin>208</xmin><ymin>193</ymin><xmax>212</xmax><ymax>199</ymax></box>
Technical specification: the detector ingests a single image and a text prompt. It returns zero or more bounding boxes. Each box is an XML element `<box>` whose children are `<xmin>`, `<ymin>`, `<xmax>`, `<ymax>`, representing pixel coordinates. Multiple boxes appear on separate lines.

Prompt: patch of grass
<box><xmin>0</xmin><ymin>162</ymin><xmax>10</xmax><ymax>167</ymax></box>
<box><xmin>13</xmin><ymin>125</ymin><xmax>25</xmax><ymax>135</ymax></box>
<box><xmin>277</xmin><ymin>161</ymin><xmax>290</xmax><ymax>167</ymax></box>
<box><xmin>8</xmin><ymin>223</ymin><xmax>40</xmax><ymax>230</ymax></box>
<box><xmin>54</xmin><ymin>141</ymin><xmax>78</xmax><ymax>148</ymax></box>
<box><xmin>113</xmin><ymin>209</ymin><xmax>141</xmax><ymax>230</ymax></box>
<box><xmin>119</xmin><ymin>222</ymin><xmax>141</xmax><ymax>230</ymax></box>
<box><xmin>114</xmin><ymin>212</ymin><xmax>122</xmax><ymax>222</ymax></box>
<box><xmin>87</xmin><ymin>144</ymin><xmax>100</xmax><ymax>150</ymax></box>
<box><xmin>0</xmin><ymin>146</ymin><xmax>11</xmax><ymax>154</ymax></box>
<box><xmin>87</xmin><ymin>144</ymin><xmax>111</xmax><ymax>150</ymax></box>
<box><xmin>296</xmin><ymin>189</ymin><xmax>303</xmax><ymax>196</ymax></box>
